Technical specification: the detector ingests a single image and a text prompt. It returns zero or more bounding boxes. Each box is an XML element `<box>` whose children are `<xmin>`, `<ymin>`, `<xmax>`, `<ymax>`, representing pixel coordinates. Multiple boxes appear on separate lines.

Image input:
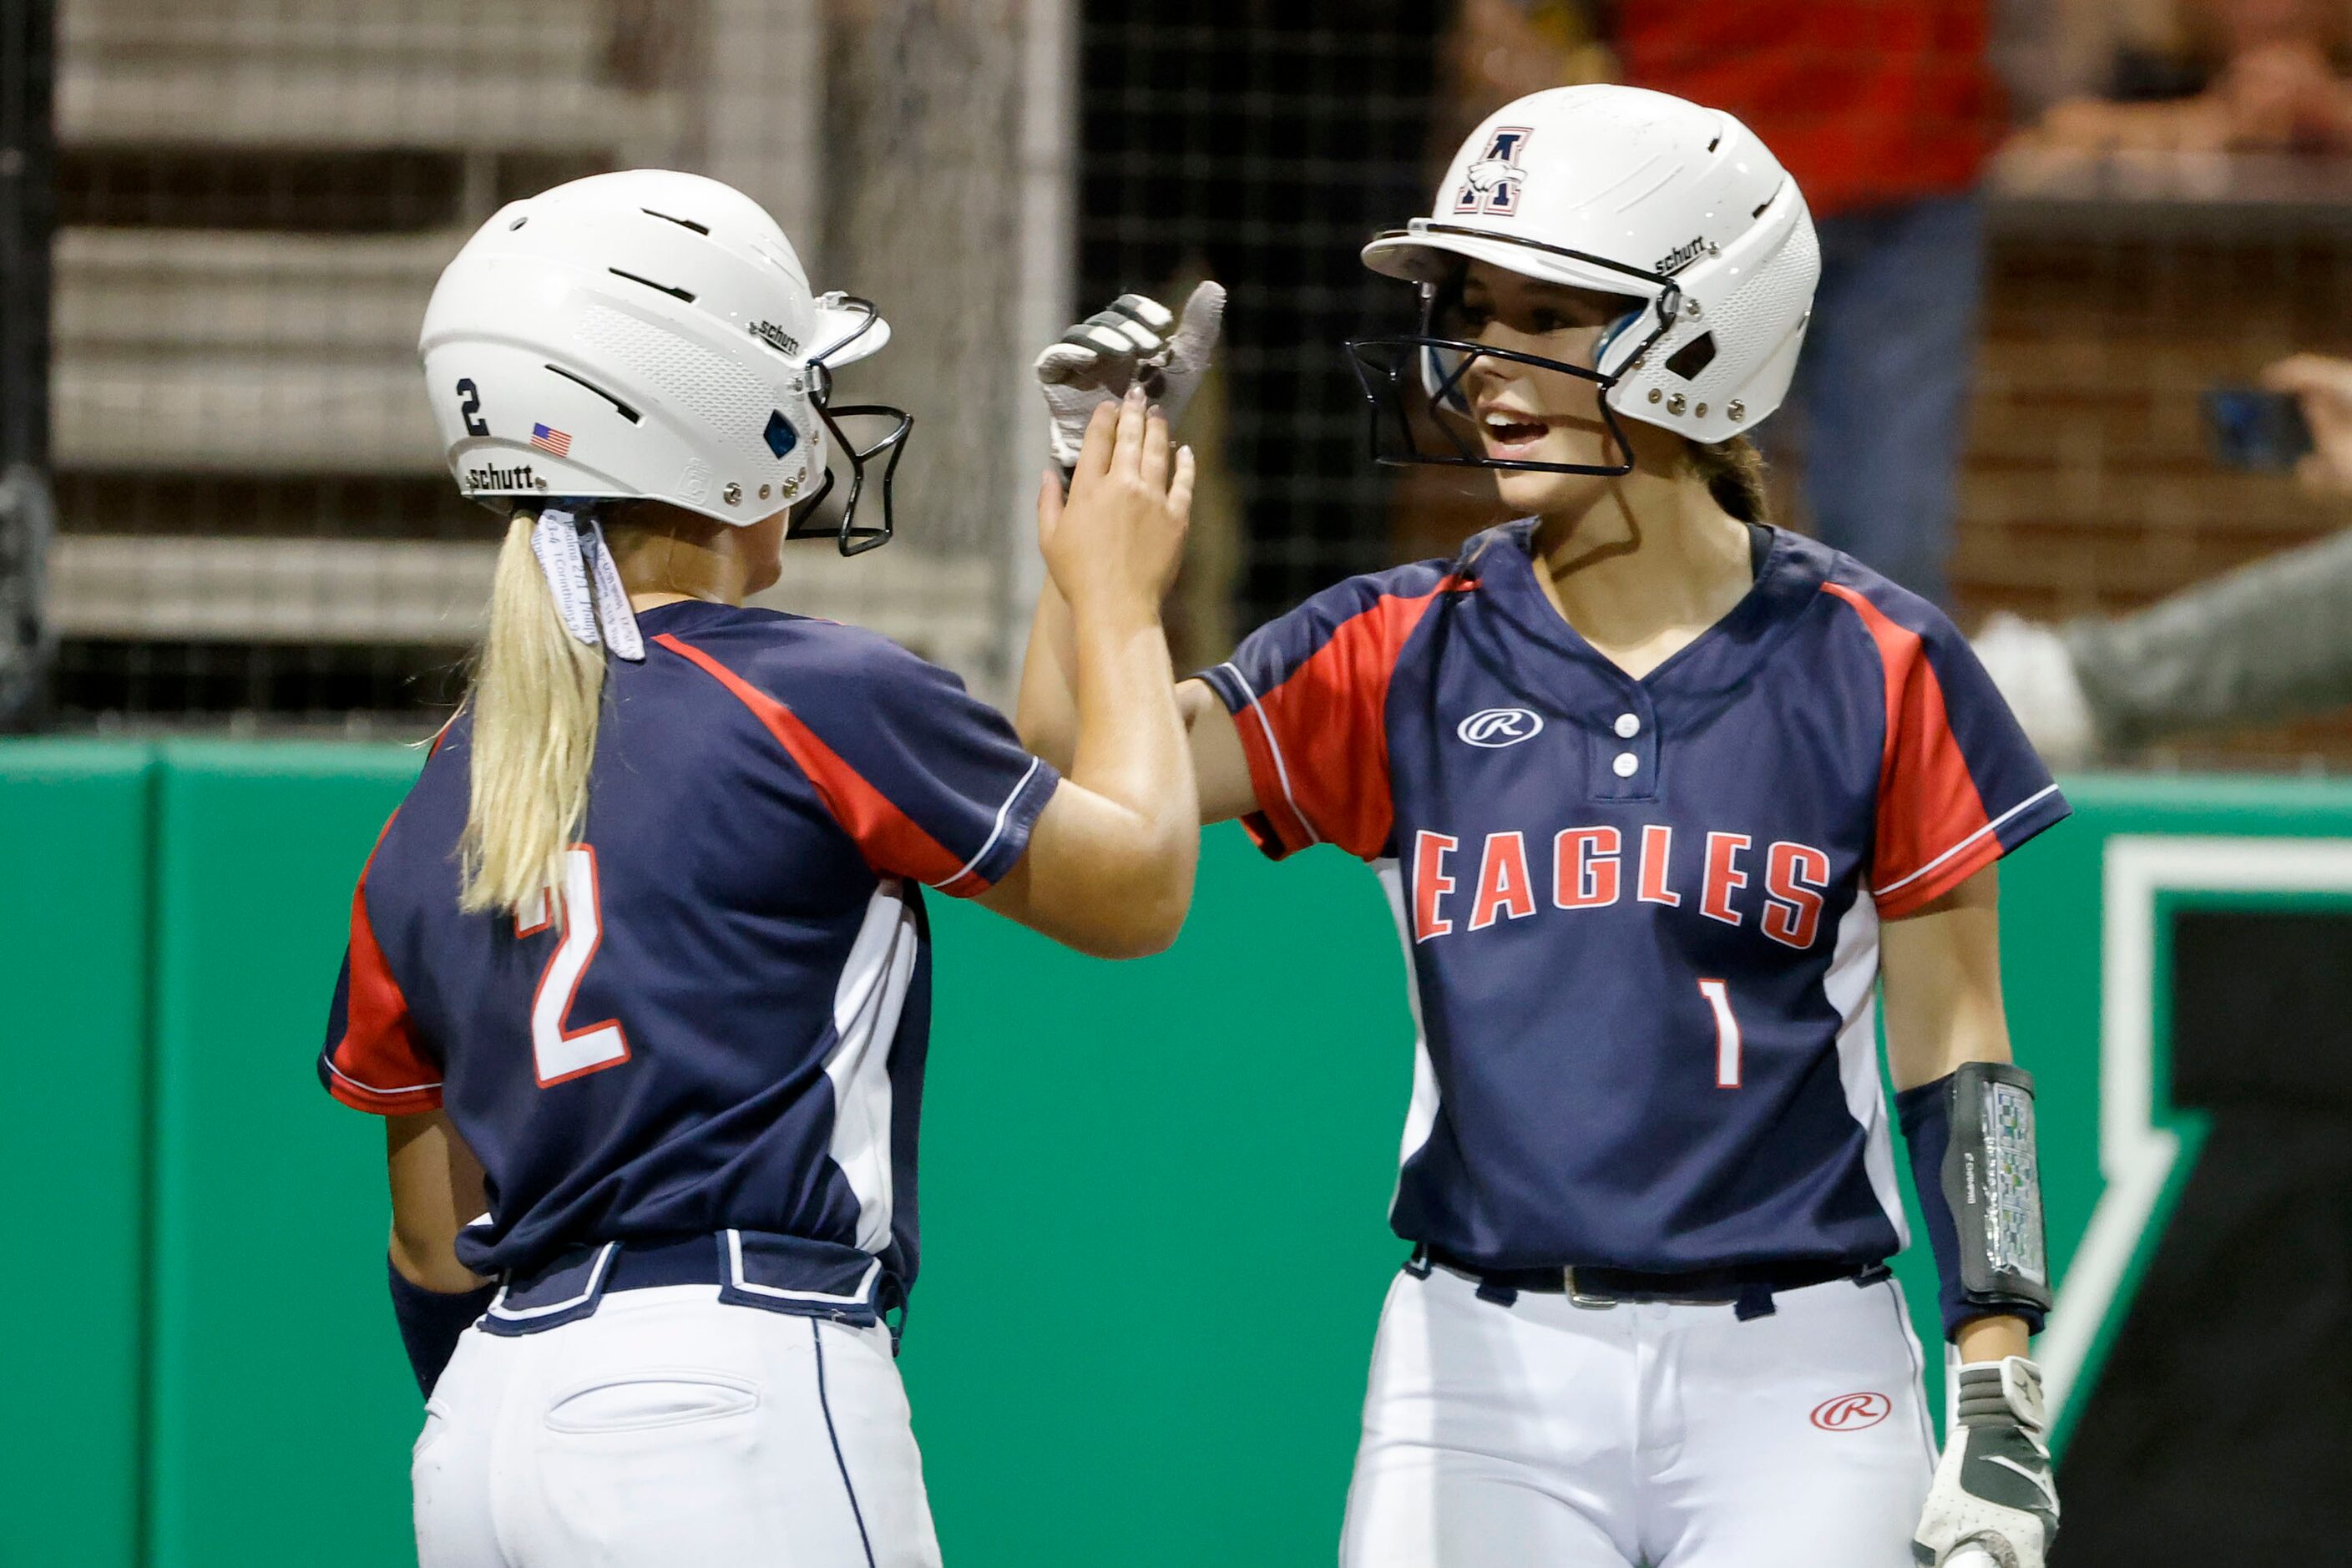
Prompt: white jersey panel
<box><xmin>1823</xmin><ymin>893</ymin><xmax>1909</xmax><ymax>1249</ymax></box>
<box><xmin>824</xmin><ymin>881</ymin><xmax>920</xmax><ymax>1257</ymax></box>
<box><xmin>1376</xmin><ymin>859</ymin><xmax>1443</xmax><ymax>1188</ymax></box>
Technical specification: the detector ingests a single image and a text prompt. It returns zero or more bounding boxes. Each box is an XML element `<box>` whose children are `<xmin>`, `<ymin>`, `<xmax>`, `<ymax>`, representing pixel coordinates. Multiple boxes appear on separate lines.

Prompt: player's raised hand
<box><xmin>1034</xmin><ymin>281</ymin><xmax>1226</xmax><ymax>468</ymax></box>
<box><xmin>1037</xmin><ymin>387</ymin><xmax>1196</xmax><ymax>620</ymax></box>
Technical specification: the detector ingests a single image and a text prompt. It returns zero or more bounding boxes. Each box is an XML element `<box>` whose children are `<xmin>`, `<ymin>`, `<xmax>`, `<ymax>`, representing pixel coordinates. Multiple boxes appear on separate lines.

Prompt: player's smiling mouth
<box><xmin>1477</xmin><ymin>406</ymin><xmax>1551</xmax><ymax>458</ymax></box>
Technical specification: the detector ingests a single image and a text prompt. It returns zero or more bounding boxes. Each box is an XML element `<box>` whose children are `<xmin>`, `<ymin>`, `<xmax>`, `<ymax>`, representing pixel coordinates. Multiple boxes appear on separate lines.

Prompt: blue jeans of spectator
<box><xmin>1775</xmin><ymin>193</ymin><xmax>1985</xmax><ymax>608</ymax></box>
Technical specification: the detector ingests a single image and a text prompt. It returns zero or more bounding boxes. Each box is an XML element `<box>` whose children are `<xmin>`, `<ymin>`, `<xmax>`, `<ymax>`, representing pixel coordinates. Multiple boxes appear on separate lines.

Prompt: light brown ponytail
<box><xmin>1683</xmin><ymin>435</ymin><xmax>1771</xmax><ymax>524</ymax></box>
<box><xmin>458</xmin><ymin>513</ymin><xmax>608</xmax><ymax>919</ymax></box>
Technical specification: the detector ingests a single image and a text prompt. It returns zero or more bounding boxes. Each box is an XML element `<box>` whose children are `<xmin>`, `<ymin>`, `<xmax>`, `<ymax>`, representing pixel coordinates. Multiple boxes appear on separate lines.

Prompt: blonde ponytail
<box><xmin>458</xmin><ymin>513</ymin><xmax>609</xmax><ymax>919</ymax></box>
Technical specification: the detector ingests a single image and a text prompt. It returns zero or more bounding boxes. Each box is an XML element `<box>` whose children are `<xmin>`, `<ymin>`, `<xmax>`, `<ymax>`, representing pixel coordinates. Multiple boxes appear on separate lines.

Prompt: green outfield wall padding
<box><xmin>143</xmin><ymin>743</ymin><xmax>423</xmax><ymax>1568</ymax></box>
<box><xmin>910</xmin><ymin>832</ymin><xmax>1411</xmax><ymax>1565</ymax></box>
<box><xmin>0</xmin><ymin>743</ymin><xmax>154</xmax><ymax>1568</ymax></box>
<box><xmin>14</xmin><ymin>739</ymin><xmax>2352</xmax><ymax>1567</ymax></box>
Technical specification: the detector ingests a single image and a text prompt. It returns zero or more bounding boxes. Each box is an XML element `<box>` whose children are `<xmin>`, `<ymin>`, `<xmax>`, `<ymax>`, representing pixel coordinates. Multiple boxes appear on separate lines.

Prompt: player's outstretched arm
<box><xmin>1882</xmin><ymin>865</ymin><xmax>2060</xmax><ymax>1568</ymax></box>
<box><xmin>981</xmin><ymin>392</ymin><xmax>1201</xmax><ymax>959</ymax></box>
<box><xmin>1015</xmin><ymin>573</ymin><xmax>1259</xmax><ymax>827</ymax></box>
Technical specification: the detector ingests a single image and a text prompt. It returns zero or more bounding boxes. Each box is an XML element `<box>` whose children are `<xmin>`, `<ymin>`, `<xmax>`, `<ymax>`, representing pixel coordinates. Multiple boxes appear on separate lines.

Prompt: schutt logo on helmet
<box><xmin>1808</xmin><ymin>1392</ymin><xmax>1892</xmax><ymax>1432</ymax></box>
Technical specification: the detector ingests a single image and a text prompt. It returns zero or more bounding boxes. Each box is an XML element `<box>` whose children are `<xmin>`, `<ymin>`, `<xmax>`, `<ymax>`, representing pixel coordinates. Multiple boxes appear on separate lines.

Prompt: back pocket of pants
<box><xmin>544</xmin><ymin>1373</ymin><xmax>761</xmax><ymax>1434</ymax></box>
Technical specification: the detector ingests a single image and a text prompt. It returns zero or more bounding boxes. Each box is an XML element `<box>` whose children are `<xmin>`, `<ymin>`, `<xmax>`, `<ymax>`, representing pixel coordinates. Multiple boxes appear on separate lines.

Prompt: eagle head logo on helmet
<box><xmin>1453</xmin><ymin>126</ymin><xmax>1534</xmax><ymax>218</ymax></box>
<box><xmin>1352</xmin><ymin>84</ymin><xmax>1821</xmax><ymax>464</ymax></box>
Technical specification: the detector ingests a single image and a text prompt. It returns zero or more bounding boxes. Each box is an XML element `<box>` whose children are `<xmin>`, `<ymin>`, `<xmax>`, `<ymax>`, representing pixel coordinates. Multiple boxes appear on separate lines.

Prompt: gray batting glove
<box><xmin>1034</xmin><ymin>281</ymin><xmax>1226</xmax><ymax>469</ymax></box>
<box><xmin>1913</xmin><ymin>1357</ymin><xmax>2059</xmax><ymax>1568</ymax></box>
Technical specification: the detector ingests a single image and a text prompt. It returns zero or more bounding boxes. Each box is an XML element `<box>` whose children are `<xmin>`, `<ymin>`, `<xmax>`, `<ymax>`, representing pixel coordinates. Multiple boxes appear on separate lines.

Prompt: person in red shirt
<box><xmin>1610</xmin><ymin>1</ymin><xmax>2002</xmax><ymax>606</ymax></box>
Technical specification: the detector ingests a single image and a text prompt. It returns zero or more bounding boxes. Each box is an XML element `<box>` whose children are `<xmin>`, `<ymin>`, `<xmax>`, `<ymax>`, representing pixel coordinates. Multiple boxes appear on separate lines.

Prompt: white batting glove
<box><xmin>1034</xmin><ymin>281</ymin><xmax>1225</xmax><ymax>469</ymax></box>
<box><xmin>1914</xmin><ymin>1357</ymin><xmax>2060</xmax><ymax>1568</ymax></box>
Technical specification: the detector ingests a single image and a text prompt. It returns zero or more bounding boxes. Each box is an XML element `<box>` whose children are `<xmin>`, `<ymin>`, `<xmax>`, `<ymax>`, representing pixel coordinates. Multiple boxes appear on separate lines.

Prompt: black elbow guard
<box><xmin>1896</xmin><ymin>1061</ymin><xmax>2053</xmax><ymax>1338</ymax></box>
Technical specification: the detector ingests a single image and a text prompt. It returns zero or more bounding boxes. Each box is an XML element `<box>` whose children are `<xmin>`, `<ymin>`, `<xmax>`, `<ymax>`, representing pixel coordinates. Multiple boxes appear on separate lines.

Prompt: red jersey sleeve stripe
<box><xmin>655</xmin><ymin>633</ymin><xmax>971</xmax><ymax>890</ymax></box>
<box><xmin>1870</xmin><ymin>782</ymin><xmax>2065</xmax><ymax>905</ymax></box>
<box><xmin>325</xmin><ymin>818</ymin><xmax>444</xmax><ymax>1115</ymax></box>
<box><xmin>1232</xmin><ymin>582</ymin><xmax>1462</xmax><ymax>861</ymax></box>
<box><xmin>1820</xmin><ymin>581</ymin><xmax>1996</xmax><ymax>918</ymax></box>
<box><xmin>1213</xmin><ymin>658</ymin><xmax>1320</xmax><ymax>855</ymax></box>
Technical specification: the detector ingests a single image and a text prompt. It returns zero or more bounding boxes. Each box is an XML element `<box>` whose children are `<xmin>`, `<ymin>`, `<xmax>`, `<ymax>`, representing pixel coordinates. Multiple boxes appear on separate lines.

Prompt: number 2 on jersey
<box><xmin>515</xmin><ymin>845</ymin><xmax>632</xmax><ymax>1086</ymax></box>
<box><xmin>1697</xmin><ymin>978</ymin><xmax>1742</xmax><ymax>1088</ymax></box>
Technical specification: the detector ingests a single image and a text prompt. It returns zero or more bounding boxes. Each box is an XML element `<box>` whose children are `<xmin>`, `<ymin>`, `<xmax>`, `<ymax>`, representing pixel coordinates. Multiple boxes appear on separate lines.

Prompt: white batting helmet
<box><xmin>418</xmin><ymin>169</ymin><xmax>907</xmax><ymax>552</ymax></box>
<box><xmin>1351</xmin><ymin>84</ymin><xmax>1819</xmax><ymax>468</ymax></box>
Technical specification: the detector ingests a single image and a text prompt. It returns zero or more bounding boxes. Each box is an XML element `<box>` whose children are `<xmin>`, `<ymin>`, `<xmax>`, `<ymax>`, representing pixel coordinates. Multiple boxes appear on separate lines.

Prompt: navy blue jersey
<box><xmin>319</xmin><ymin>599</ymin><xmax>1060</xmax><ymax>1290</ymax></box>
<box><xmin>1198</xmin><ymin>524</ymin><xmax>2067</xmax><ymax>1274</ymax></box>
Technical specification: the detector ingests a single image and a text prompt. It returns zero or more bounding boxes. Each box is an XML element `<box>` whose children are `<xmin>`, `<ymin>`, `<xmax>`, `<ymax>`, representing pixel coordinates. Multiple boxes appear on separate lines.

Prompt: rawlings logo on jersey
<box><xmin>1456</xmin><ymin>707</ymin><xmax>1544</xmax><ymax>748</ymax></box>
<box><xmin>1411</xmin><ymin>825</ymin><xmax>1834</xmax><ymax>949</ymax></box>
<box><xmin>1809</xmin><ymin>1392</ymin><xmax>1893</xmax><ymax>1431</ymax></box>
<box><xmin>1453</xmin><ymin>126</ymin><xmax>1533</xmax><ymax>217</ymax></box>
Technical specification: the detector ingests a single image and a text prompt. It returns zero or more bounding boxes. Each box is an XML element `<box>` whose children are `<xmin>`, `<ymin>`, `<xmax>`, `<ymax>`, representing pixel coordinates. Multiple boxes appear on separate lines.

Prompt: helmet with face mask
<box><xmin>420</xmin><ymin>169</ymin><xmax>908</xmax><ymax>554</ymax></box>
<box><xmin>1348</xmin><ymin>84</ymin><xmax>1820</xmax><ymax>476</ymax></box>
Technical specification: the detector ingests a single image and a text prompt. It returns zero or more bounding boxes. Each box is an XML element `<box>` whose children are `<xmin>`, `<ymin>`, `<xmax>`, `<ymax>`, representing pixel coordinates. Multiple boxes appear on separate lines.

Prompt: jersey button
<box><xmin>1611</xmin><ymin>751</ymin><xmax>1639</xmax><ymax>778</ymax></box>
<box><xmin>1614</xmin><ymin>712</ymin><xmax>1641</xmax><ymax>738</ymax></box>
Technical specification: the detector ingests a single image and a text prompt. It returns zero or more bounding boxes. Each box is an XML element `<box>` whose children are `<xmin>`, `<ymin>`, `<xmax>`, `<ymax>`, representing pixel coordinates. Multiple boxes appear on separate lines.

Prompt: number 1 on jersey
<box><xmin>515</xmin><ymin>846</ymin><xmax>632</xmax><ymax>1087</ymax></box>
<box><xmin>1697</xmin><ymin>978</ymin><xmax>1741</xmax><ymax>1088</ymax></box>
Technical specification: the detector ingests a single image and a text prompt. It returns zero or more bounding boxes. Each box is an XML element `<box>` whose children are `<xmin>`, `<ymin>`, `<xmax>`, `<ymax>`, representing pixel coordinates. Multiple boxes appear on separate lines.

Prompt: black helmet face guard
<box><xmin>1344</xmin><ymin>228</ymin><xmax>1683</xmax><ymax>478</ymax></box>
<box><xmin>787</xmin><ymin>295</ymin><xmax>913</xmax><ymax>557</ymax></box>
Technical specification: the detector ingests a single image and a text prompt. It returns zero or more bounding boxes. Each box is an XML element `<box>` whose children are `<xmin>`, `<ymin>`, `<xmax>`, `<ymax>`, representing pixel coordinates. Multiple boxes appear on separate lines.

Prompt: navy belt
<box><xmin>1413</xmin><ymin>1244</ymin><xmax>1888</xmax><ymax>1321</ymax></box>
<box><xmin>482</xmin><ymin>1230</ymin><xmax>902</xmax><ymax>1343</ymax></box>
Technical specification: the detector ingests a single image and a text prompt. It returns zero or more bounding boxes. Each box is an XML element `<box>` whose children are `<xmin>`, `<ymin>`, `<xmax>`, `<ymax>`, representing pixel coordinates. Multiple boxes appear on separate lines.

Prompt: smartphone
<box><xmin>2201</xmin><ymin>387</ymin><xmax>2314</xmax><ymax>472</ymax></box>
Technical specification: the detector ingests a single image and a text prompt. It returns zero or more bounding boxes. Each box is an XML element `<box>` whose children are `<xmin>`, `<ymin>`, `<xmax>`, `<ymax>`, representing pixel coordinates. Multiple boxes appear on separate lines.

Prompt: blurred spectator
<box><xmin>1975</xmin><ymin>352</ymin><xmax>2352</xmax><ymax>764</ymax></box>
<box><xmin>2028</xmin><ymin>0</ymin><xmax>2352</xmax><ymax>153</ymax></box>
<box><xmin>1606</xmin><ymin>2</ymin><xmax>2004</xmax><ymax>606</ymax></box>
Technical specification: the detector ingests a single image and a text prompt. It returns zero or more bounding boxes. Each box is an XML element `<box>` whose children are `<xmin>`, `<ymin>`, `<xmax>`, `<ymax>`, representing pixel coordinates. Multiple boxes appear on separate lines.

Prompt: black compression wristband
<box><xmin>388</xmin><ymin>1256</ymin><xmax>496</xmax><ymax>1399</ymax></box>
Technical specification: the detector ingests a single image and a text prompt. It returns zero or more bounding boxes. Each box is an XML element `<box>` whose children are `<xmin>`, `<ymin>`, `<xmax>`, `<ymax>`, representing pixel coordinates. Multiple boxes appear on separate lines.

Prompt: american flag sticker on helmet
<box><xmin>531</xmin><ymin>423</ymin><xmax>573</xmax><ymax>458</ymax></box>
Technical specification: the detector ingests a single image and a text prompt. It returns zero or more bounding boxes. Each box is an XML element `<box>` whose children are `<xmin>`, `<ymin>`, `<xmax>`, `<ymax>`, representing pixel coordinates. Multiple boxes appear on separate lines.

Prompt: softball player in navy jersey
<box><xmin>318</xmin><ymin>170</ymin><xmax>1198</xmax><ymax>1568</ymax></box>
<box><xmin>1025</xmin><ymin>88</ymin><xmax>2064</xmax><ymax>1568</ymax></box>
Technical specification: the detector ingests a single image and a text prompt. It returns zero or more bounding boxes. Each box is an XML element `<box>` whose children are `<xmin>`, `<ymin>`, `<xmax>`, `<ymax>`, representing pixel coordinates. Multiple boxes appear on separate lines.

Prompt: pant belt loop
<box><xmin>1733</xmin><ymin>1278</ymin><xmax>1778</xmax><ymax>1322</ymax></box>
<box><xmin>1474</xmin><ymin>1277</ymin><xmax>1521</xmax><ymax>1308</ymax></box>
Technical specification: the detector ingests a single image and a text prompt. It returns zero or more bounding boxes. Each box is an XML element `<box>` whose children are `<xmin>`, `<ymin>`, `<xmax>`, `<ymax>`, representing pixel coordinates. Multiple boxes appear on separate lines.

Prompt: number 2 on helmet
<box><xmin>514</xmin><ymin>846</ymin><xmax>633</xmax><ymax>1086</ymax></box>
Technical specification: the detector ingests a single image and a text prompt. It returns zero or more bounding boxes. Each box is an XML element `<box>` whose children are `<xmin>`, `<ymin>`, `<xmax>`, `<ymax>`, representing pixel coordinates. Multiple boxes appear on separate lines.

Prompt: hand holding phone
<box><xmin>2255</xmin><ymin>353</ymin><xmax>2352</xmax><ymax>495</ymax></box>
<box><xmin>2201</xmin><ymin>387</ymin><xmax>2313</xmax><ymax>472</ymax></box>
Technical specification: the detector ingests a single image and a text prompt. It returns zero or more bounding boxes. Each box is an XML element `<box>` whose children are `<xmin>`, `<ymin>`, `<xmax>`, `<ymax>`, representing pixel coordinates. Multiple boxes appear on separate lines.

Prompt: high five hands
<box><xmin>1034</xmin><ymin>282</ymin><xmax>1226</xmax><ymax>471</ymax></box>
<box><xmin>1037</xmin><ymin>389</ymin><xmax>1196</xmax><ymax>621</ymax></box>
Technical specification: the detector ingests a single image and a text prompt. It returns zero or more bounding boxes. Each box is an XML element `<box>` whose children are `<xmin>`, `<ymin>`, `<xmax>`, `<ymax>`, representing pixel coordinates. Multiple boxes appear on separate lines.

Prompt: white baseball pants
<box><xmin>412</xmin><ymin>1284</ymin><xmax>941</xmax><ymax>1568</ymax></box>
<box><xmin>1341</xmin><ymin>1263</ymin><xmax>1938</xmax><ymax>1567</ymax></box>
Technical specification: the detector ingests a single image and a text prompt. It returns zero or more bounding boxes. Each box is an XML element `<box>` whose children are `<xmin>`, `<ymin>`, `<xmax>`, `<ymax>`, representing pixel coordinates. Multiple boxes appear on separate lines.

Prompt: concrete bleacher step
<box><xmin>58</xmin><ymin>0</ymin><xmax>681</xmax><ymax>153</ymax></box>
<box><xmin>51</xmin><ymin>534</ymin><xmax>1004</xmax><ymax>675</ymax></box>
<box><xmin>52</xmin><ymin>226</ymin><xmax>461</xmax><ymax>473</ymax></box>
